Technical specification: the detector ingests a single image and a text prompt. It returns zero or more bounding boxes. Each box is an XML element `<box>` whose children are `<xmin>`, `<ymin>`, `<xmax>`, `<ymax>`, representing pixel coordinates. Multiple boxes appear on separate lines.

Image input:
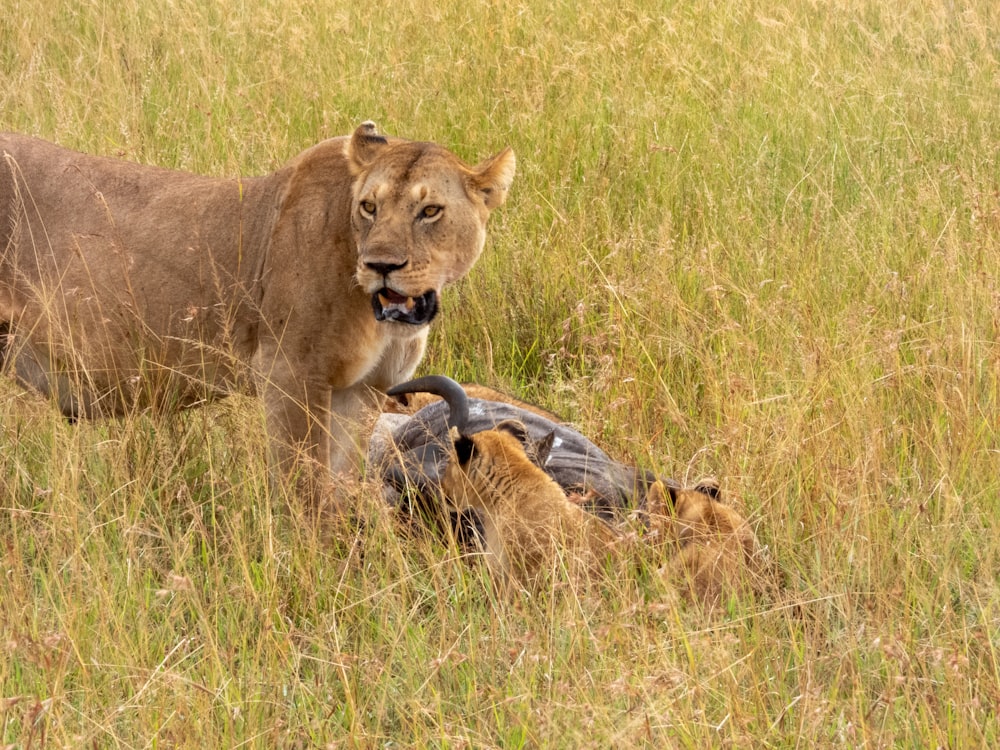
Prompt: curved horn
<box><xmin>387</xmin><ymin>375</ymin><xmax>469</xmax><ymax>432</ymax></box>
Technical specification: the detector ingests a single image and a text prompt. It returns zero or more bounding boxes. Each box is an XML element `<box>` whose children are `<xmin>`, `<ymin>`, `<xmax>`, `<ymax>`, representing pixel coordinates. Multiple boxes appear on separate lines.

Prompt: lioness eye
<box><xmin>360</xmin><ymin>200</ymin><xmax>376</xmax><ymax>217</ymax></box>
<box><xmin>421</xmin><ymin>205</ymin><xmax>442</xmax><ymax>219</ymax></box>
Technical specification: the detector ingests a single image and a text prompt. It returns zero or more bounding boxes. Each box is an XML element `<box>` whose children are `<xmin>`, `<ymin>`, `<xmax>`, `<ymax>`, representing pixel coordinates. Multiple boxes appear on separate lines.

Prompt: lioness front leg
<box><xmin>328</xmin><ymin>382</ymin><xmax>385</xmax><ymax>477</ymax></box>
<box><xmin>256</xmin><ymin>369</ymin><xmax>335</xmax><ymax>514</ymax></box>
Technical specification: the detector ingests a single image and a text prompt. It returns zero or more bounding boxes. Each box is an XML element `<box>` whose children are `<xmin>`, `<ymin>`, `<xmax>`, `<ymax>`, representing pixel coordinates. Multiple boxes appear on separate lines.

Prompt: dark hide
<box><xmin>370</xmin><ymin>397</ymin><xmax>679</xmax><ymax>523</ymax></box>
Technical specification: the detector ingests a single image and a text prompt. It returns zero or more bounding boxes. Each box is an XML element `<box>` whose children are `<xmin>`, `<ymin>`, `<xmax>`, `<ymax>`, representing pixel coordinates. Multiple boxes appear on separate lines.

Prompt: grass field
<box><xmin>2</xmin><ymin>0</ymin><xmax>999</xmax><ymax>746</ymax></box>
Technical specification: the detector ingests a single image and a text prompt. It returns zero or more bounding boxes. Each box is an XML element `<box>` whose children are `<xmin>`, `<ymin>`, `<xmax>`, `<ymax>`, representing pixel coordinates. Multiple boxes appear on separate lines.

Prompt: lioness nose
<box><xmin>366</xmin><ymin>260</ymin><xmax>408</xmax><ymax>277</ymax></box>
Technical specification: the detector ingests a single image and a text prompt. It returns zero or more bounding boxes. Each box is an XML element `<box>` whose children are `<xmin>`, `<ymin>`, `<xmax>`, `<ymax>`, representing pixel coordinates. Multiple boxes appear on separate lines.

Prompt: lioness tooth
<box><xmin>378</xmin><ymin>293</ymin><xmax>390</xmax><ymax>307</ymax></box>
<box><xmin>404</xmin><ymin>297</ymin><xmax>416</xmax><ymax>311</ymax></box>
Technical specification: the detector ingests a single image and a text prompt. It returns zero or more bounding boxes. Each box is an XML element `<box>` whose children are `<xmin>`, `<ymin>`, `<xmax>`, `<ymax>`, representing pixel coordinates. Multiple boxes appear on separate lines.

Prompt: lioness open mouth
<box><xmin>372</xmin><ymin>288</ymin><xmax>439</xmax><ymax>326</ymax></box>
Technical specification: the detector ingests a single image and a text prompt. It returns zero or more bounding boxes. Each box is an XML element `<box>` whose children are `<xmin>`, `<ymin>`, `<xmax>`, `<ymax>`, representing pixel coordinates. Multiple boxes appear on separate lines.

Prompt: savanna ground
<box><xmin>2</xmin><ymin>0</ymin><xmax>999</xmax><ymax>746</ymax></box>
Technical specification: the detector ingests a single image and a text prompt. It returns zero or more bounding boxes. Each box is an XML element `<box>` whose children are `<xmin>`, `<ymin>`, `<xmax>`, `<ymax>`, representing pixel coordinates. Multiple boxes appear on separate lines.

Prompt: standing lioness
<box><xmin>0</xmin><ymin>122</ymin><xmax>515</xmax><ymax>507</ymax></box>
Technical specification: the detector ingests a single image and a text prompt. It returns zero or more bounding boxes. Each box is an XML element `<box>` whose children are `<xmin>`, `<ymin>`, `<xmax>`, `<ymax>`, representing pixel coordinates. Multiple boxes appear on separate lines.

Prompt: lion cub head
<box><xmin>348</xmin><ymin>122</ymin><xmax>516</xmax><ymax>328</ymax></box>
<box><xmin>646</xmin><ymin>480</ymin><xmax>771</xmax><ymax>605</ymax></box>
<box><xmin>439</xmin><ymin>421</ymin><xmax>550</xmax><ymax>512</ymax></box>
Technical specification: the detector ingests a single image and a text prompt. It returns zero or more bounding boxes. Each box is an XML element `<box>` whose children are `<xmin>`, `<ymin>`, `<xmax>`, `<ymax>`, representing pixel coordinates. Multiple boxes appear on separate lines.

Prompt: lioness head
<box><xmin>348</xmin><ymin>122</ymin><xmax>516</xmax><ymax>328</ymax></box>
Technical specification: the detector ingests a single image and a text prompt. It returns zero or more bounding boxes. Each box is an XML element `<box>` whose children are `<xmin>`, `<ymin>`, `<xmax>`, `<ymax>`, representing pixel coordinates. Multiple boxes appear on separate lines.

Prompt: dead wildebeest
<box><xmin>368</xmin><ymin>375</ymin><xmax>770</xmax><ymax>601</ymax></box>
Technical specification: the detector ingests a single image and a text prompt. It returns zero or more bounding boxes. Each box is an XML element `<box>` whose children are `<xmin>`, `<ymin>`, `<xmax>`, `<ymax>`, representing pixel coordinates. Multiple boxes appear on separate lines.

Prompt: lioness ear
<box><xmin>348</xmin><ymin>121</ymin><xmax>389</xmax><ymax>171</ymax></box>
<box><xmin>468</xmin><ymin>147</ymin><xmax>516</xmax><ymax>210</ymax></box>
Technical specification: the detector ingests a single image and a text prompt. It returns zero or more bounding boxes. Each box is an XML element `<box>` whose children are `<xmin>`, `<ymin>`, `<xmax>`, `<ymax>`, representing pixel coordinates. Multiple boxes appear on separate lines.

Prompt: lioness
<box><xmin>0</xmin><ymin>123</ymin><xmax>515</xmax><ymax>507</ymax></box>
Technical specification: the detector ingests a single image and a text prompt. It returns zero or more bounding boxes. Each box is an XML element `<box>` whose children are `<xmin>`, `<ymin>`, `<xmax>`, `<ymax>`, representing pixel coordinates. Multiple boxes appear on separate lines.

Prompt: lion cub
<box><xmin>439</xmin><ymin>421</ymin><xmax>622</xmax><ymax>588</ymax></box>
<box><xmin>645</xmin><ymin>479</ymin><xmax>765</xmax><ymax>604</ymax></box>
<box><xmin>436</xmin><ymin>420</ymin><xmax>769</xmax><ymax>602</ymax></box>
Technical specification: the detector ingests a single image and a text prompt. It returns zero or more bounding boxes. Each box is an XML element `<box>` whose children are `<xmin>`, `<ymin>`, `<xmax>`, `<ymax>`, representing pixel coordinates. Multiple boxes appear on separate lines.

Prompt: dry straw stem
<box><xmin>3</xmin><ymin>0</ymin><xmax>1000</xmax><ymax>746</ymax></box>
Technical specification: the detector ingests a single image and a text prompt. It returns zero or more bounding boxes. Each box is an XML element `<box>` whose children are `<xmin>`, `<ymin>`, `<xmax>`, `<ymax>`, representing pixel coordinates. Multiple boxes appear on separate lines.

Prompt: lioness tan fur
<box><xmin>0</xmin><ymin>123</ymin><xmax>515</xmax><ymax>507</ymax></box>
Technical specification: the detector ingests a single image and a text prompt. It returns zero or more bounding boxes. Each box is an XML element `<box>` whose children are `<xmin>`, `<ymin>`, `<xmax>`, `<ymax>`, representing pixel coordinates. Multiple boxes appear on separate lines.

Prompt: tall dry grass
<box><xmin>2</xmin><ymin>0</ymin><xmax>999</xmax><ymax>746</ymax></box>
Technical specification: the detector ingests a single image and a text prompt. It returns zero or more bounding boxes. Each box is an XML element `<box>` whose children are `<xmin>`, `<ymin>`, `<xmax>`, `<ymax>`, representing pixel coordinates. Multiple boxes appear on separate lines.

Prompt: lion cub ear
<box><xmin>694</xmin><ymin>479</ymin><xmax>722</xmax><ymax>501</ymax></box>
<box><xmin>468</xmin><ymin>147</ymin><xmax>516</xmax><ymax>210</ymax></box>
<box><xmin>448</xmin><ymin>425</ymin><xmax>477</xmax><ymax>466</ymax></box>
<box><xmin>494</xmin><ymin>419</ymin><xmax>529</xmax><ymax>444</ymax></box>
<box><xmin>532</xmin><ymin>431</ymin><xmax>555</xmax><ymax>467</ymax></box>
<box><xmin>348</xmin><ymin>121</ymin><xmax>390</xmax><ymax>171</ymax></box>
<box><xmin>454</xmin><ymin>435</ymin><xmax>476</xmax><ymax>466</ymax></box>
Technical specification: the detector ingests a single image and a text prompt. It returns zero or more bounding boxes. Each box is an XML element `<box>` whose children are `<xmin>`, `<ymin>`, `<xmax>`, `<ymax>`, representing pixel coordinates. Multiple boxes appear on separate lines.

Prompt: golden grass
<box><xmin>3</xmin><ymin>0</ymin><xmax>1000</xmax><ymax>746</ymax></box>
